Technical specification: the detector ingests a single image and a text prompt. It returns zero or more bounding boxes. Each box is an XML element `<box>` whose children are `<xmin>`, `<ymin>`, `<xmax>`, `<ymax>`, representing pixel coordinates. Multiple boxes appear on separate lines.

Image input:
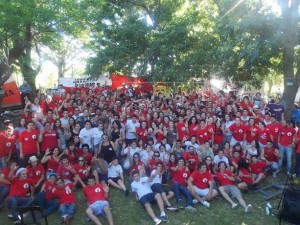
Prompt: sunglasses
<box><xmin>154</xmin><ymin>155</ymin><xmax>160</xmax><ymax>157</ymax></box>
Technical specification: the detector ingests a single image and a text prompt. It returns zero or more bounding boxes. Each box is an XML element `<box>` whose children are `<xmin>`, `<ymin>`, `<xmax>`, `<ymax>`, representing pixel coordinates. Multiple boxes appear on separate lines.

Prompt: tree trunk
<box><xmin>279</xmin><ymin>0</ymin><xmax>300</xmax><ymax>119</ymax></box>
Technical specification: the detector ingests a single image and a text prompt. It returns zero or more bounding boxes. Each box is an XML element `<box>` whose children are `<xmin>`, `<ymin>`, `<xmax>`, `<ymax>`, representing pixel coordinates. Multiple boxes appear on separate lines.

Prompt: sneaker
<box><xmin>177</xmin><ymin>199</ymin><xmax>184</xmax><ymax>209</ymax></box>
<box><xmin>231</xmin><ymin>203</ymin><xmax>238</xmax><ymax>209</ymax></box>
<box><xmin>125</xmin><ymin>190</ymin><xmax>129</xmax><ymax>197</ymax></box>
<box><xmin>65</xmin><ymin>215</ymin><xmax>71</xmax><ymax>225</ymax></box>
<box><xmin>266</xmin><ymin>202</ymin><xmax>272</xmax><ymax>209</ymax></box>
<box><xmin>192</xmin><ymin>199</ymin><xmax>199</xmax><ymax>204</ymax></box>
<box><xmin>185</xmin><ymin>206</ymin><xmax>197</xmax><ymax>212</ymax></box>
<box><xmin>287</xmin><ymin>172</ymin><xmax>290</xmax><ymax>176</ymax></box>
<box><xmin>201</xmin><ymin>200</ymin><xmax>210</xmax><ymax>208</ymax></box>
<box><xmin>14</xmin><ymin>221</ymin><xmax>21</xmax><ymax>225</ymax></box>
<box><xmin>245</xmin><ymin>204</ymin><xmax>253</xmax><ymax>213</ymax></box>
<box><xmin>154</xmin><ymin>219</ymin><xmax>162</xmax><ymax>225</ymax></box>
<box><xmin>265</xmin><ymin>206</ymin><xmax>270</xmax><ymax>215</ymax></box>
<box><xmin>166</xmin><ymin>206</ymin><xmax>179</xmax><ymax>212</ymax></box>
<box><xmin>160</xmin><ymin>215</ymin><xmax>169</xmax><ymax>222</ymax></box>
<box><xmin>272</xmin><ymin>170</ymin><xmax>279</xmax><ymax>178</ymax></box>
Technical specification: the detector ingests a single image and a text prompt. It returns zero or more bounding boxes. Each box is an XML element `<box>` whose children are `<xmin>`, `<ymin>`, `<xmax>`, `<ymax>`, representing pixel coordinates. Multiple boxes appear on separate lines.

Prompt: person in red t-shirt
<box><xmin>249</xmin><ymin>155</ymin><xmax>266</xmax><ymax>185</ymax></box>
<box><xmin>187</xmin><ymin>162</ymin><xmax>218</xmax><ymax>208</ymax></box>
<box><xmin>54</xmin><ymin>177</ymin><xmax>78</xmax><ymax>224</ymax></box>
<box><xmin>78</xmin><ymin>175</ymin><xmax>114</xmax><ymax>225</ymax></box>
<box><xmin>183</xmin><ymin>146</ymin><xmax>199</xmax><ymax>172</ymax></box>
<box><xmin>236</xmin><ymin>158</ymin><xmax>256</xmax><ymax>191</ymax></box>
<box><xmin>26</xmin><ymin>156</ymin><xmax>45</xmax><ymax>193</ymax></box>
<box><xmin>172</xmin><ymin>158</ymin><xmax>196</xmax><ymax>211</ymax></box>
<box><xmin>34</xmin><ymin>172</ymin><xmax>59</xmax><ymax>216</ymax></box>
<box><xmin>6</xmin><ymin>166</ymin><xmax>35</xmax><ymax>223</ymax></box>
<box><xmin>19</xmin><ymin>121</ymin><xmax>40</xmax><ymax>166</ymax></box>
<box><xmin>278</xmin><ymin>120</ymin><xmax>296</xmax><ymax>175</ymax></box>
<box><xmin>0</xmin><ymin>126</ymin><xmax>17</xmax><ymax>169</ymax></box>
<box><xmin>216</xmin><ymin>161</ymin><xmax>252</xmax><ymax>212</ymax></box>
<box><xmin>228</xmin><ymin>117</ymin><xmax>246</xmax><ymax>147</ymax></box>
<box><xmin>39</xmin><ymin>122</ymin><xmax>60</xmax><ymax>154</ymax></box>
<box><xmin>266</xmin><ymin>115</ymin><xmax>283</xmax><ymax>146</ymax></box>
<box><xmin>73</xmin><ymin>156</ymin><xmax>91</xmax><ymax>186</ymax></box>
<box><xmin>176</xmin><ymin>116</ymin><xmax>188</xmax><ymax>141</ymax></box>
<box><xmin>57</xmin><ymin>154</ymin><xmax>76</xmax><ymax>183</ymax></box>
<box><xmin>260</xmin><ymin>140</ymin><xmax>280</xmax><ymax>177</ymax></box>
<box><xmin>0</xmin><ymin>161</ymin><xmax>15</xmax><ymax>208</ymax></box>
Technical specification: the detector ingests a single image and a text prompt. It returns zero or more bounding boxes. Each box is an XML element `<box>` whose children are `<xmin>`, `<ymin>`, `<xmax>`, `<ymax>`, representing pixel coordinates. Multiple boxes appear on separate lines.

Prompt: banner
<box><xmin>153</xmin><ymin>82</ymin><xmax>172</xmax><ymax>96</ymax></box>
<box><xmin>111</xmin><ymin>74</ymin><xmax>153</xmax><ymax>92</ymax></box>
<box><xmin>2</xmin><ymin>76</ymin><xmax>22</xmax><ymax>108</ymax></box>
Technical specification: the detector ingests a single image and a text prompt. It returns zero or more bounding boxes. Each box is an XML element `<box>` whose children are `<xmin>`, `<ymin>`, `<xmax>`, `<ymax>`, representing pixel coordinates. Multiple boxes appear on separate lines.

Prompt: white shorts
<box><xmin>193</xmin><ymin>186</ymin><xmax>209</xmax><ymax>197</ymax></box>
<box><xmin>89</xmin><ymin>200</ymin><xmax>109</xmax><ymax>217</ymax></box>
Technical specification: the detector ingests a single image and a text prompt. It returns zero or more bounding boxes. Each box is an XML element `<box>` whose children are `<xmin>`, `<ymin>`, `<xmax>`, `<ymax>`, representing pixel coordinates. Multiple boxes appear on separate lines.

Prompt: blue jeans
<box><xmin>172</xmin><ymin>182</ymin><xmax>193</xmax><ymax>207</ymax></box>
<box><xmin>59</xmin><ymin>203</ymin><xmax>76</xmax><ymax>218</ymax></box>
<box><xmin>6</xmin><ymin>196</ymin><xmax>34</xmax><ymax>221</ymax></box>
<box><xmin>265</xmin><ymin>162</ymin><xmax>279</xmax><ymax>172</ymax></box>
<box><xmin>0</xmin><ymin>185</ymin><xmax>9</xmax><ymax>205</ymax></box>
<box><xmin>279</xmin><ymin>145</ymin><xmax>293</xmax><ymax>173</ymax></box>
<box><xmin>35</xmin><ymin>192</ymin><xmax>59</xmax><ymax>216</ymax></box>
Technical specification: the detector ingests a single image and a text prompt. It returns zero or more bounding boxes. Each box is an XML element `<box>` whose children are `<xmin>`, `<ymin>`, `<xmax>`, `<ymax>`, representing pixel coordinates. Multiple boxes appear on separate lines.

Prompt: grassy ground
<box><xmin>0</xmin><ymin>173</ymin><xmax>293</xmax><ymax>225</ymax></box>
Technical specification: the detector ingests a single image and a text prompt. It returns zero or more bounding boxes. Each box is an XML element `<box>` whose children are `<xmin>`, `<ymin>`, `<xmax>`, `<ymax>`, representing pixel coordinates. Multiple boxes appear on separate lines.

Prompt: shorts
<box><xmin>193</xmin><ymin>186</ymin><xmax>210</xmax><ymax>197</ymax></box>
<box><xmin>139</xmin><ymin>193</ymin><xmax>156</xmax><ymax>206</ymax></box>
<box><xmin>98</xmin><ymin>173</ymin><xmax>108</xmax><ymax>181</ymax></box>
<box><xmin>222</xmin><ymin>185</ymin><xmax>241</xmax><ymax>199</ymax></box>
<box><xmin>151</xmin><ymin>183</ymin><xmax>168</xmax><ymax>194</ymax></box>
<box><xmin>88</xmin><ymin>200</ymin><xmax>109</xmax><ymax>217</ymax></box>
<box><xmin>107</xmin><ymin>177</ymin><xmax>121</xmax><ymax>183</ymax></box>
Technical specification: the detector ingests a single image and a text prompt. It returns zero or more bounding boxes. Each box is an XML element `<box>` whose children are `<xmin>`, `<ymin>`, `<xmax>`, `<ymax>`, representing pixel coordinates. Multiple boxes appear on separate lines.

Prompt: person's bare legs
<box><xmin>237</xmin><ymin>182</ymin><xmax>248</xmax><ymax>190</ymax></box>
<box><xmin>144</xmin><ymin>203</ymin><xmax>157</xmax><ymax>220</ymax></box>
<box><xmin>103</xmin><ymin>205</ymin><xmax>114</xmax><ymax>225</ymax></box>
<box><xmin>219</xmin><ymin>186</ymin><xmax>236</xmax><ymax>206</ymax></box>
<box><xmin>107</xmin><ymin>180</ymin><xmax>122</xmax><ymax>190</ymax></box>
<box><xmin>254</xmin><ymin>173</ymin><xmax>265</xmax><ymax>184</ymax></box>
<box><xmin>155</xmin><ymin>193</ymin><xmax>166</xmax><ymax>214</ymax></box>
<box><xmin>117</xmin><ymin>180</ymin><xmax>127</xmax><ymax>191</ymax></box>
<box><xmin>236</xmin><ymin>195</ymin><xmax>247</xmax><ymax>209</ymax></box>
<box><xmin>86</xmin><ymin>208</ymin><xmax>102</xmax><ymax>225</ymax></box>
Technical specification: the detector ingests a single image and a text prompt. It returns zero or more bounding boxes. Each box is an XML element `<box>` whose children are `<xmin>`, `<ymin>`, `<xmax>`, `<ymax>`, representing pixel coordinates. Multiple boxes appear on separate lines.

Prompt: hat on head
<box><xmin>47</xmin><ymin>172</ymin><xmax>57</xmax><ymax>179</ymax></box>
<box><xmin>16</xmin><ymin>168</ymin><xmax>27</xmax><ymax>177</ymax></box>
<box><xmin>29</xmin><ymin>156</ymin><xmax>38</xmax><ymax>163</ymax></box>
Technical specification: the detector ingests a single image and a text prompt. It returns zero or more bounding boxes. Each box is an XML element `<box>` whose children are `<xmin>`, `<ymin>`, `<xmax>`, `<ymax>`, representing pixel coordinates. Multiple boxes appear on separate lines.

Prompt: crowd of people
<box><xmin>1</xmin><ymin>82</ymin><xmax>300</xmax><ymax>225</ymax></box>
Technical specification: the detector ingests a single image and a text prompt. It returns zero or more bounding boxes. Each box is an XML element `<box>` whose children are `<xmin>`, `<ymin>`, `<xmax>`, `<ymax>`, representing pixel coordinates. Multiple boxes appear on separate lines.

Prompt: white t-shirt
<box><xmin>123</xmin><ymin>147</ymin><xmax>139</xmax><ymax>159</ymax></box>
<box><xmin>149</xmin><ymin>170</ymin><xmax>162</xmax><ymax>186</ymax></box>
<box><xmin>79</xmin><ymin>128</ymin><xmax>94</xmax><ymax>148</ymax></box>
<box><xmin>213</xmin><ymin>155</ymin><xmax>229</xmax><ymax>165</ymax></box>
<box><xmin>184</xmin><ymin>141</ymin><xmax>200</xmax><ymax>152</ymax></box>
<box><xmin>155</xmin><ymin>143</ymin><xmax>171</xmax><ymax>152</ymax></box>
<box><xmin>92</xmin><ymin>128</ymin><xmax>104</xmax><ymax>145</ymax></box>
<box><xmin>140</xmin><ymin>150</ymin><xmax>153</xmax><ymax>164</ymax></box>
<box><xmin>131</xmin><ymin>177</ymin><xmax>152</xmax><ymax>199</ymax></box>
<box><xmin>108</xmin><ymin>164</ymin><xmax>123</xmax><ymax>178</ymax></box>
<box><xmin>125</xmin><ymin>119</ymin><xmax>140</xmax><ymax>139</ymax></box>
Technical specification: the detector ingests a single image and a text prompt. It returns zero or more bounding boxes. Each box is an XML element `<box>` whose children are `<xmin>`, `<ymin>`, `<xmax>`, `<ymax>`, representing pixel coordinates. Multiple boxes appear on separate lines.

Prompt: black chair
<box><xmin>17</xmin><ymin>206</ymin><xmax>48</xmax><ymax>225</ymax></box>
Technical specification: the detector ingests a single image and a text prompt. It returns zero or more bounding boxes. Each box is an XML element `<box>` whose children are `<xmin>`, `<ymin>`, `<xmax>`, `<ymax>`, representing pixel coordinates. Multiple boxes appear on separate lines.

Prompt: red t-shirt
<box><xmin>19</xmin><ymin>130</ymin><xmax>39</xmax><ymax>155</ymax></box>
<box><xmin>229</xmin><ymin>124</ymin><xmax>246</xmax><ymax>141</ymax></box>
<box><xmin>40</xmin><ymin>130</ymin><xmax>59</xmax><ymax>152</ymax></box>
<box><xmin>0</xmin><ymin>167</ymin><xmax>11</xmax><ymax>187</ymax></box>
<box><xmin>8</xmin><ymin>177</ymin><xmax>34</xmax><ymax>197</ymax></box>
<box><xmin>83</xmin><ymin>184</ymin><xmax>107</xmax><ymax>205</ymax></box>
<box><xmin>130</xmin><ymin>161</ymin><xmax>144</xmax><ymax>175</ymax></box>
<box><xmin>57</xmin><ymin>163</ymin><xmax>74</xmax><ymax>180</ymax></box>
<box><xmin>54</xmin><ymin>183</ymin><xmax>75</xmax><ymax>205</ymax></box>
<box><xmin>47</xmin><ymin>156</ymin><xmax>60</xmax><ymax>173</ymax></box>
<box><xmin>149</xmin><ymin>159</ymin><xmax>165</xmax><ymax>172</ymax></box>
<box><xmin>43</xmin><ymin>180</ymin><xmax>57</xmax><ymax>200</ymax></box>
<box><xmin>245</xmin><ymin>125</ymin><xmax>258</xmax><ymax>143</ymax></box>
<box><xmin>172</xmin><ymin>167</ymin><xmax>190</xmax><ymax>186</ymax></box>
<box><xmin>176</xmin><ymin>122</ymin><xmax>187</xmax><ymax>141</ymax></box>
<box><xmin>137</xmin><ymin>127</ymin><xmax>148</xmax><ymax>144</ymax></box>
<box><xmin>74</xmin><ymin>164</ymin><xmax>89</xmax><ymax>180</ymax></box>
<box><xmin>257</xmin><ymin>128</ymin><xmax>271</xmax><ymax>145</ymax></box>
<box><xmin>266</xmin><ymin>123</ymin><xmax>283</xmax><ymax>144</ymax></box>
<box><xmin>206</xmin><ymin>124</ymin><xmax>215</xmax><ymax>141</ymax></box>
<box><xmin>0</xmin><ymin>134</ymin><xmax>17</xmax><ymax>157</ymax></box>
<box><xmin>279</xmin><ymin>127</ymin><xmax>295</xmax><ymax>146</ymax></box>
<box><xmin>183</xmin><ymin>152</ymin><xmax>199</xmax><ymax>172</ymax></box>
<box><xmin>190</xmin><ymin>170</ymin><xmax>212</xmax><ymax>189</ymax></box>
<box><xmin>188</xmin><ymin>124</ymin><xmax>198</xmax><ymax>138</ymax></box>
<box><xmin>239</xmin><ymin>168</ymin><xmax>254</xmax><ymax>185</ymax></box>
<box><xmin>249</xmin><ymin>161</ymin><xmax>266</xmax><ymax>175</ymax></box>
<box><xmin>26</xmin><ymin>164</ymin><xmax>45</xmax><ymax>184</ymax></box>
<box><xmin>263</xmin><ymin>147</ymin><xmax>279</xmax><ymax>162</ymax></box>
<box><xmin>196</xmin><ymin>127</ymin><xmax>209</xmax><ymax>144</ymax></box>
<box><xmin>216</xmin><ymin>170</ymin><xmax>235</xmax><ymax>186</ymax></box>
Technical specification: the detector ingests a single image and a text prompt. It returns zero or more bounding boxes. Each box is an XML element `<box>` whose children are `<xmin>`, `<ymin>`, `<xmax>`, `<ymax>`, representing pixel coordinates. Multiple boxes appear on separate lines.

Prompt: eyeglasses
<box><xmin>154</xmin><ymin>155</ymin><xmax>160</xmax><ymax>157</ymax></box>
<box><xmin>79</xmin><ymin>159</ymin><xmax>84</xmax><ymax>162</ymax></box>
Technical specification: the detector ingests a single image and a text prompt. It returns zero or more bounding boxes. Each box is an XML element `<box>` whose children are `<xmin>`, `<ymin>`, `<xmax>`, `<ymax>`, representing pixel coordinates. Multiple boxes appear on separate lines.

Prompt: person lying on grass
<box><xmin>131</xmin><ymin>170</ymin><xmax>169</xmax><ymax>225</ymax></box>
<box><xmin>216</xmin><ymin>161</ymin><xmax>253</xmax><ymax>213</ymax></box>
<box><xmin>77</xmin><ymin>175</ymin><xmax>114</xmax><ymax>225</ymax></box>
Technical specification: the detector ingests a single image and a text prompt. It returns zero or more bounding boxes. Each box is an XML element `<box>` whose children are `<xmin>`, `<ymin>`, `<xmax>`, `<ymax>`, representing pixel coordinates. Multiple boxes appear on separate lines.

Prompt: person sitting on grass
<box><xmin>131</xmin><ymin>170</ymin><xmax>169</xmax><ymax>225</ymax></box>
<box><xmin>149</xmin><ymin>162</ymin><xmax>178</xmax><ymax>211</ymax></box>
<box><xmin>77</xmin><ymin>175</ymin><xmax>114</xmax><ymax>225</ymax></box>
<box><xmin>187</xmin><ymin>162</ymin><xmax>218</xmax><ymax>208</ymax></box>
<box><xmin>216</xmin><ymin>161</ymin><xmax>253</xmax><ymax>213</ymax></box>
<box><xmin>107</xmin><ymin>157</ymin><xmax>129</xmax><ymax>196</ymax></box>
<box><xmin>35</xmin><ymin>172</ymin><xmax>59</xmax><ymax>216</ymax></box>
<box><xmin>249</xmin><ymin>155</ymin><xmax>266</xmax><ymax>185</ymax></box>
<box><xmin>129</xmin><ymin>152</ymin><xmax>145</xmax><ymax>179</ymax></box>
<box><xmin>171</xmin><ymin>157</ymin><xmax>196</xmax><ymax>212</ymax></box>
<box><xmin>236</xmin><ymin>158</ymin><xmax>257</xmax><ymax>191</ymax></box>
<box><xmin>53</xmin><ymin>176</ymin><xmax>80</xmax><ymax>224</ymax></box>
<box><xmin>57</xmin><ymin>154</ymin><xmax>76</xmax><ymax>183</ymax></box>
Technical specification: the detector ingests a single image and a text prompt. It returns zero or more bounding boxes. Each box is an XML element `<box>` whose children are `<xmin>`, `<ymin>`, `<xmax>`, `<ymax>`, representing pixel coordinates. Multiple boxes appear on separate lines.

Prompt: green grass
<box><xmin>0</xmin><ymin>175</ymin><xmax>293</xmax><ymax>225</ymax></box>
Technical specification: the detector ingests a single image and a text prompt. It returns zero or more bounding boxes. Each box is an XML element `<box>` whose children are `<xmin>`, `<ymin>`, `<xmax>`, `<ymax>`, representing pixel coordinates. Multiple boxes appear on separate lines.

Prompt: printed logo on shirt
<box><xmin>203</xmin><ymin>178</ymin><xmax>208</xmax><ymax>183</ymax></box>
<box><xmin>32</xmin><ymin>135</ymin><xmax>37</xmax><ymax>139</ymax></box>
<box><xmin>65</xmin><ymin>186</ymin><xmax>72</xmax><ymax>194</ymax></box>
<box><xmin>95</xmin><ymin>188</ymin><xmax>101</xmax><ymax>193</ymax></box>
<box><xmin>23</xmin><ymin>183</ymin><xmax>29</xmax><ymax>189</ymax></box>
